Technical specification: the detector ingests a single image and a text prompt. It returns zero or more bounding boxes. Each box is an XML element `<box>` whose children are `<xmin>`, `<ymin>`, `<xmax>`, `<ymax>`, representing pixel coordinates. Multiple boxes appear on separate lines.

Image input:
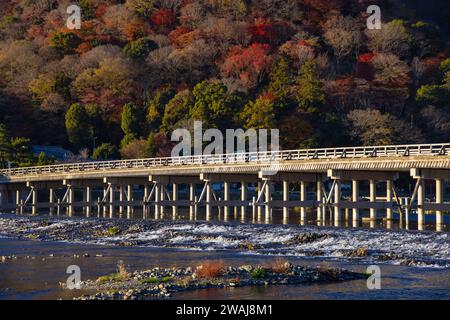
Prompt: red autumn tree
<box><xmin>221</xmin><ymin>43</ymin><xmax>273</xmax><ymax>90</ymax></box>
<box><xmin>247</xmin><ymin>19</ymin><xmax>293</xmax><ymax>47</ymax></box>
<box><xmin>151</xmin><ymin>9</ymin><xmax>176</xmax><ymax>27</ymax></box>
<box><xmin>356</xmin><ymin>52</ymin><xmax>376</xmax><ymax>80</ymax></box>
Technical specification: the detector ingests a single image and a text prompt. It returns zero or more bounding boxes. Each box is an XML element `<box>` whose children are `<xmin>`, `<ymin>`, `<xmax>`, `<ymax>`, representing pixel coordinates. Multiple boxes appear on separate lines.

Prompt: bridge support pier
<box><xmin>31</xmin><ymin>187</ymin><xmax>37</xmax><ymax>215</ymax></box>
<box><xmin>142</xmin><ymin>185</ymin><xmax>148</xmax><ymax>219</ymax></box>
<box><xmin>160</xmin><ymin>184</ymin><xmax>166</xmax><ymax>217</ymax></box>
<box><xmin>16</xmin><ymin>189</ymin><xmax>21</xmax><ymax>214</ymax></box>
<box><xmin>241</xmin><ymin>182</ymin><xmax>247</xmax><ymax>219</ymax></box>
<box><xmin>410</xmin><ymin>169</ymin><xmax>450</xmax><ymax>231</ymax></box>
<box><xmin>417</xmin><ymin>178</ymin><xmax>425</xmax><ymax>230</ymax></box>
<box><xmin>386</xmin><ymin>179</ymin><xmax>393</xmax><ymax>220</ymax></box>
<box><xmin>49</xmin><ymin>188</ymin><xmax>55</xmax><ymax>216</ymax></box>
<box><xmin>172</xmin><ymin>183</ymin><xmax>178</xmax><ymax>220</ymax></box>
<box><xmin>352</xmin><ymin>180</ymin><xmax>359</xmax><ymax>226</ymax></box>
<box><xmin>224</xmin><ymin>181</ymin><xmax>230</xmax><ymax>220</ymax></box>
<box><xmin>154</xmin><ymin>183</ymin><xmax>160</xmax><ymax>219</ymax></box>
<box><xmin>189</xmin><ymin>183</ymin><xmax>195</xmax><ymax>220</ymax></box>
<box><xmin>282</xmin><ymin>180</ymin><xmax>289</xmax><ymax>223</ymax></box>
<box><xmin>205</xmin><ymin>181</ymin><xmax>212</xmax><ymax>221</ymax></box>
<box><xmin>126</xmin><ymin>185</ymin><xmax>132</xmax><ymax>219</ymax></box>
<box><xmin>334</xmin><ymin>180</ymin><xmax>341</xmax><ymax>224</ymax></box>
<box><xmin>300</xmin><ymin>181</ymin><xmax>306</xmax><ymax>222</ymax></box>
<box><xmin>369</xmin><ymin>179</ymin><xmax>376</xmax><ymax>221</ymax></box>
<box><xmin>257</xmin><ymin>182</ymin><xmax>262</xmax><ymax>221</ymax></box>
<box><xmin>119</xmin><ymin>185</ymin><xmax>124</xmax><ymax>216</ymax></box>
<box><xmin>264</xmin><ymin>181</ymin><xmax>272</xmax><ymax>223</ymax></box>
<box><xmin>436</xmin><ymin>178</ymin><xmax>443</xmax><ymax>231</ymax></box>
<box><xmin>85</xmin><ymin>186</ymin><xmax>91</xmax><ymax>217</ymax></box>
<box><xmin>68</xmin><ymin>186</ymin><xmax>74</xmax><ymax>217</ymax></box>
<box><xmin>316</xmin><ymin>181</ymin><xmax>323</xmax><ymax>223</ymax></box>
<box><xmin>109</xmin><ymin>184</ymin><xmax>115</xmax><ymax>218</ymax></box>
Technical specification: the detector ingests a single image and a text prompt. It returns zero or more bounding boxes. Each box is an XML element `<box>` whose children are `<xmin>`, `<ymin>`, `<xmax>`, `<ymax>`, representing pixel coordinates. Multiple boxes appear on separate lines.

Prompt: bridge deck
<box><xmin>1</xmin><ymin>143</ymin><xmax>449</xmax><ymax>183</ymax></box>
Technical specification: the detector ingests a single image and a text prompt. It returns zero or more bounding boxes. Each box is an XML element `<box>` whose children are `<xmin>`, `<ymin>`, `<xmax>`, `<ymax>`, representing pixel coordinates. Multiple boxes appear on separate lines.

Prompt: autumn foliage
<box><xmin>0</xmin><ymin>0</ymin><xmax>448</xmax><ymax>166</ymax></box>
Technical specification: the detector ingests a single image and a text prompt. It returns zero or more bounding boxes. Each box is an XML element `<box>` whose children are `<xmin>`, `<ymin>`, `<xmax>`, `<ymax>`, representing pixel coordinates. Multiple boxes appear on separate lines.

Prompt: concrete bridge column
<box><xmin>282</xmin><ymin>180</ymin><xmax>289</xmax><ymax>222</ymax></box>
<box><xmin>109</xmin><ymin>184</ymin><xmax>115</xmax><ymax>218</ymax></box>
<box><xmin>85</xmin><ymin>186</ymin><xmax>91</xmax><ymax>217</ymax></box>
<box><xmin>160</xmin><ymin>184</ymin><xmax>165</xmax><ymax>216</ymax></box>
<box><xmin>386</xmin><ymin>179</ymin><xmax>393</xmax><ymax>220</ymax></box>
<box><xmin>172</xmin><ymin>183</ymin><xmax>178</xmax><ymax>220</ymax></box>
<box><xmin>143</xmin><ymin>185</ymin><xmax>149</xmax><ymax>219</ymax></box>
<box><xmin>224</xmin><ymin>181</ymin><xmax>230</xmax><ymax>220</ymax></box>
<box><xmin>316</xmin><ymin>181</ymin><xmax>322</xmax><ymax>223</ymax></box>
<box><xmin>300</xmin><ymin>181</ymin><xmax>306</xmax><ymax>222</ymax></box>
<box><xmin>154</xmin><ymin>183</ymin><xmax>160</xmax><ymax>219</ymax></box>
<box><xmin>206</xmin><ymin>181</ymin><xmax>212</xmax><ymax>221</ymax></box>
<box><xmin>352</xmin><ymin>180</ymin><xmax>359</xmax><ymax>225</ymax></box>
<box><xmin>49</xmin><ymin>188</ymin><xmax>55</xmax><ymax>216</ymax></box>
<box><xmin>436</xmin><ymin>178</ymin><xmax>444</xmax><ymax>231</ymax></box>
<box><xmin>31</xmin><ymin>187</ymin><xmax>38</xmax><ymax>215</ymax></box>
<box><xmin>334</xmin><ymin>180</ymin><xmax>341</xmax><ymax>224</ymax></box>
<box><xmin>126</xmin><ymin>185</ymin><xmax>132</xmax><ymax>219</ymax></box>
<box><xmin>119</xmin><ymin>185</ymin><xmax>124</xmax><ymax>215</ymax></box>
<box><xmin>67</xmin><ymin>186</ymin><xmax>74</xmax><ymax>217</ymax></box>
<box><xmin>241</xmin><ymin>182</ymin><xmax>247</xmax><ymax>219</ymax></box>
<box><xmin>264</xmin><ymin>181</ymin><xmax>271</xmax><ymax>223</ymax></box>
<box><xmin>257</xmin><ymin>181</ymin><xmax>262</xmax><ymax>220</ymax></box>
<box><xmin>16</xmin><ymin>189</ymin><xmax>21</xmax><ymax>214</ymax></box>
<box><xmin>404</xmin><ymin>197</ymin><xmax>410</xmax><ymax>229</ymax></box>
<box><xmin>369</xmin><ymin>179</ymin><xmax>376</xmax><ymax>220</ymax></box>
<box><xmin>102</xmin><ymin>187</ymin><xmax>107</xmax><ymax>217</ymax></box>
<box><xmin>417</xmin><ymin>178</ymin><xmax>425</xmax><ymax>230</ymax></box>
<box><xmin>189</xmin><ymin>183</ymin><xmax>195</xmax><ymax>220</ymax></box>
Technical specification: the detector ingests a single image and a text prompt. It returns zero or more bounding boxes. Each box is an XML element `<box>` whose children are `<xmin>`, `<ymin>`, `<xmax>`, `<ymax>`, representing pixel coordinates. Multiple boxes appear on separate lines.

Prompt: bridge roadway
<box><xmin>0</xmin><ymin>143</ymin><xmax>449</xmax><ymax>231</ymax></box>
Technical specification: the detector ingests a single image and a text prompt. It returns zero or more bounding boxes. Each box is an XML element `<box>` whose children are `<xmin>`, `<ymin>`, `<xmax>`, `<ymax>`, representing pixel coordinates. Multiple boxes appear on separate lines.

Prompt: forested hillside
<box><xmin>0</xmin><ymin>0</ymin><xmax>449</xmax><ymax>166</ymax></box>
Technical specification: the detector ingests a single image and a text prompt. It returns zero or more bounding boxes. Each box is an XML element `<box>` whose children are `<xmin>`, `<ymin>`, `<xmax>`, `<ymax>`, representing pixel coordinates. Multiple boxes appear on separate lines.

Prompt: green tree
<box><xmin>190</xmin><ymin>80</ymin><xmax>243</xmax><ymax>128</ymax></box>
<box><xmin>124</xmin><ymin>37</ymin><xmax>158</xmax><ymax>59</ymax></box>
<box><xmin>65</xmin><ymin>104</ymin><xmax>93</xmax><ymax>149</ymax></box>
<box><xmin>146</xmin><ymin>133</ymin><xmax>158</xmax><ymax>157</ymax></box>
<box><xmin>240</xmin><ymin>96</ymin><xmax>276</xmax><ymax>129</ymax></box>
<box><xmin>0</xmin><ymin>124</ymin><xmax>12</xmax><ymax>168</ymax></box>
<box><xmin>10</xmin><ymin>137</ymin><xmax>34</xmax><ymax>167</ymax></box>
<box><xmin>120</xmin><ymin>133</ymin><xmax>136</xmax><ymax>149</ymax></box>
<box><xmin>416</xmin><ymin>84</ymin><xmax>449</xmax><ymax>106</ymax></box>
<box><xmin>161</xmin><ymin>90</ymin><xmax>193</xmax><ymax>132</ymax></box>
<box><xmin>268</xmin><ymin>55</ymin><xmax>296</xmax><ymax>112</ymax></box>
<box><xmin>296</xmin><ymin>61</ymin><xmax>325</xmax><ymax>113</ymax></box>
<box><xmin>121</xmin><ymin>103</ymin><xmax>141</xmax><ymax>136</ymax></box>
<box><xmin>92</xmin><ymin>143</ymin><xmax>119</xmax><ymax>160</ymax></box>
<box><xmin>50</xmin><ymin>32</ymin><xmax>81</xmax><ymax>53</ymax></box>
<box><xmin>147</xmin><ymin>87</ymin><xmax>175</xmax><ymax>132</ymax></box>
<box><xmin>36</xmin><ymin>152</ymin><xmax>53</xmax><ymax>166</ymax></box>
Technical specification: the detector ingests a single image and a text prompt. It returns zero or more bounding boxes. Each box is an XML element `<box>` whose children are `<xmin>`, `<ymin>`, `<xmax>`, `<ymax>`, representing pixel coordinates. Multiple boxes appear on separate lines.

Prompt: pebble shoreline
<box><xmin>72</xmin><ymin>263</ymin><xmax>366</xmax><ymax>300</ymax></box>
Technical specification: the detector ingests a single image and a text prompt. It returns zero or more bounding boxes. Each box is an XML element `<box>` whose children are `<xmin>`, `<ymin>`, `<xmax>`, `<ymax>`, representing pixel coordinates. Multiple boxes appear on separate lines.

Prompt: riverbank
<box><xmin>73</xmin><ymin>261</ymin><xmax>365</xmax><ymax>300</ymax></box>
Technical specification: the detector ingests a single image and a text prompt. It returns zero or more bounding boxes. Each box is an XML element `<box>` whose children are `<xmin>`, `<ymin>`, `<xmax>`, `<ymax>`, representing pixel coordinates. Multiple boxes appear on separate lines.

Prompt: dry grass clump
<box><xmin>195</xmin><ymin>260</ymin><xmax>225</xmax><ymax>278</ymax></box>
<box><xmin>116</xmin><ymin>260</ymin><xmax>129</xmax><ymax>277</ymax></box>
<box><xmin>97</xmin><ymin>260</ymin><xmax>130</xmax><ymax>284</ymax></box>
<box><xmin>270</xmin><ymin>258</ymin><xmax>291</xmax><ymax>274</ymax></box>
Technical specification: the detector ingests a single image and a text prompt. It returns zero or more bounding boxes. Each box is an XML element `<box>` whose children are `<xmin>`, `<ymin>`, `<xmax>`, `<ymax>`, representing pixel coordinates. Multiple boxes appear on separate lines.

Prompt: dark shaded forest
<box><xmin>0</xmin><ymin>0</ymin><xmax>449</xmax><ymax>166</ymax></box>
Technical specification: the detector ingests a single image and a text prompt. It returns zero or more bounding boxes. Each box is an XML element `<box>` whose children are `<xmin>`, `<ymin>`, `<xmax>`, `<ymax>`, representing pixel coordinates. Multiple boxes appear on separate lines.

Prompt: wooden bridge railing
<box><xmin>0</xmin><ymin>143</ymin><xmax>448</xmax><ymax>177</ymax></box>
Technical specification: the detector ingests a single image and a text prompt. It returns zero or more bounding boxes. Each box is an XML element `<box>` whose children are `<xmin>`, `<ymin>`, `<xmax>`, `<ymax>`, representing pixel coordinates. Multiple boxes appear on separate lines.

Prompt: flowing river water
<box><xmin>0</xmin><ymin>210</ymin><xmax>449</xmax><ymax>300</ymax></box>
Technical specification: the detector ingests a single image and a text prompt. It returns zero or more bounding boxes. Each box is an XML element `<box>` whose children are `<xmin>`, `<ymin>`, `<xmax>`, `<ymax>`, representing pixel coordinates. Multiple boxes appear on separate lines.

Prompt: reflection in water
<box><xmin>62</xmin><ymin>202</ymin><xmax>450</xmax><ymax>233</ymax></box>
<box><xmin>1</xmin><ymin>238</ymin><xmax>448</xmax><ymax>300</ymax></box>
